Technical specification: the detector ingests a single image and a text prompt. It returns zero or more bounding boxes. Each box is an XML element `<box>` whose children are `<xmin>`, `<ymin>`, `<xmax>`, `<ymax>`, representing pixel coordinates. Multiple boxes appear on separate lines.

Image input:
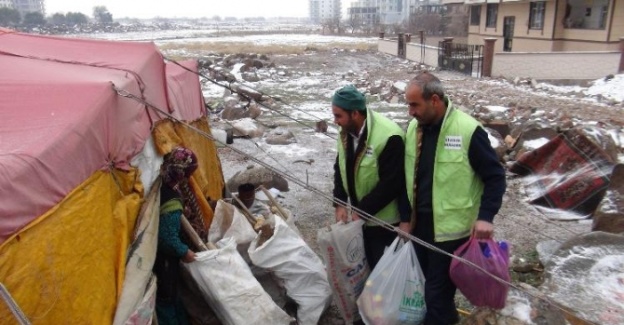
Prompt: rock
<box><xmin>504</xmin><ymin>135</ymin><xmax>517</xmax><ymax>150</ymax></box>
<box><xmin>510</xmin><ymin>255</ymin><xmax>535</xmax><ymax>273</ymax></box>
<box><xmin>247</xmin><ymin>101</ymin><xmax>262</xmax><ymax>119</ymax></box>
<box><xmin>232</xmin><ymin>84</ymin><xmax>263</xmax><ymax>102</ymax></box>
<box><xmin>484</xmin><ymin>121</ymin><xmax>511</xmax><ymax>140</ymax></box>
<box><xmin>512</xmin><ymin>123</ymin><xmax>558</xmax><ymax>152</ymax></box>
<box><xmin>226</xmin><ymin>165</ymin><xmax>289</xmax><ymax>192</ymax></box>
<box><xmin>231</xmin><ymin>118</ymin><xmax>264</xmax><ymax>138</ymax></box>
<box><xmin>220</xmin><ymin>105</ymin><xmax>247</xmax><ymax>120</ymax></box>
<box><xmin>213</xmin><ymin>68</ymin><xmax>236</xmax><ymax>83</ymax></box>
<box><xmin>392</xmin><ymin>81</ymin><xmax>407</xmax><ymax>94</ymax></box>
<box><xmin>535</xmin><ymin>240</ymin><xmax>561</xmax><ymax>266</ymax></box>
<box><xmin>197</xmin><ymin>58</ymin><xmax>213</xmax><ymax>69</ymax></box>
<box><xmin>593</xmin><ymin>164</ymin><xmax>624</xmax><ymax>234</ymax></box>
<box><xmin>265</xmin><ymin>128</ymin><xmax>296</xmax><ymax>145</ymax></box>
<box><xmin>241</xmin><ymin>71</ymin><xmax>260</xmax><ymax>82</ymax></box>
<box><xmin>315</xmin><ymin>120</ymin><xmax>328</xmax><ymax>133</ymax></box>
<box><xmin>581</xmin><ymin>126</ymin><xmax>619</xmax><ymax>162</ymax></box>
<box><xmin>604</xmin><ymin>74</ymin><xmax>615</xmax><ymax>81</ymax></box>
<box><xmin>541</xmin><ymin>231</ymin><xmax>624</xmax><ymax>325</ymax></box>
<box><xmin>530</xmin><ymin>79</ymin><xmax>538</xmax><ymax>89</ymax></box>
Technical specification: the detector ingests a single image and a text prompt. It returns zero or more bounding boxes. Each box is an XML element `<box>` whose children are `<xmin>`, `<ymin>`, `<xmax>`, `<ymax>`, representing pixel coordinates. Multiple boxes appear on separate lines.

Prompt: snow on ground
<box><xmin>76</xmin><ymin>29</ymin><xmax>622</xmax><ymax>323</ymax></box>
<box><xmin>157</xmin><ymin>34</ymin><xmax>379</xmax><ymax>46</ymax></box>
<box><xmin>585</xmin><ymin>74</ymin><xmax>624</xmax><ymax>103</ymax></box>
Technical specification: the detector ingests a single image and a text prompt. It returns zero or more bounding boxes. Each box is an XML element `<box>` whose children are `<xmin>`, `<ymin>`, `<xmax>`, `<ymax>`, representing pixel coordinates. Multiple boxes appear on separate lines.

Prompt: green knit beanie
<box><xmin>332</xmin><ymin>85</ymin><xmax>366</xmax><ymax>111</ymax></box>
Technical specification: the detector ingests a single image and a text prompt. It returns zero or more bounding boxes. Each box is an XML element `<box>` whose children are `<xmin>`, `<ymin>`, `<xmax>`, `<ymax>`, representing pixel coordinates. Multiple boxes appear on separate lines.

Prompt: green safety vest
<box><xmin>337</xmin><ymin>110</ymin><xmax>405</xmax><ymax>226</ymax></box>
<box><xmin>405</xmin><ymin>101</ymin><xmax>484</xmax><ymax>242</ymax></box>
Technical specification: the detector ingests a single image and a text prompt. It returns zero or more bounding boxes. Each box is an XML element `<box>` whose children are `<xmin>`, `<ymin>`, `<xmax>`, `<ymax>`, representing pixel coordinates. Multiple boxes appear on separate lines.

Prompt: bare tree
<box><xmin>347</xmin><ymin>13</ymin><xmax>363</xmax><ymax>34</ymax></box>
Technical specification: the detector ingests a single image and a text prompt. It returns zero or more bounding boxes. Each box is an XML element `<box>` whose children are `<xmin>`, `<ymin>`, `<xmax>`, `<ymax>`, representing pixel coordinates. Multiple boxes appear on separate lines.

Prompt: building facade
<box><xmin>309</xmin><ymin>0</ymin><xmax>342</xmax><ymax>24</ymax></box>
<box><xmin>448</xmin><ymin>0</ymin><xmax>624</xmax><ymax>52</ymax></box>
<box><xmin>348</xmin><ymin>0</ymin><xmax>421</xmax><ymax>25</ymax></box>
<box><xmin>3</xmin><ymin>0</ymin><xmax>45</xmax><ymax>16</ymax></box>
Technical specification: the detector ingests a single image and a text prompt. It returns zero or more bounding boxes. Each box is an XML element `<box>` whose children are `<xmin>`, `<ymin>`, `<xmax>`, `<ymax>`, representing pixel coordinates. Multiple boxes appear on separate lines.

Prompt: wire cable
<box><xmin>114</xmin><ymin>85</ymin><xmax>599</xmax><ymax>325</ymax></box>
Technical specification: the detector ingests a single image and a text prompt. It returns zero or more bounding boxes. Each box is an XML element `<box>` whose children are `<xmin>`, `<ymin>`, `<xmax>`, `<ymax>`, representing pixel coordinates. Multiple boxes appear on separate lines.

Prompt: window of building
<box><xmin>486</xmin><ymin>4</ymin><xmax>498</xmax><ymax>28</ymax></box>
<box><xmin>564</xmin><ymin>0</ymin><xmax>610</xmax><ymax>29</ymax></box>
<box><xmin>470</xmin><ymin>5</ymin><xmax>481</xmax><ymax>26</ymax></box>
<box><xmin>529</xmin><ymin>2</ymin><xmax>545</xmax><ymax>29</ymax></box>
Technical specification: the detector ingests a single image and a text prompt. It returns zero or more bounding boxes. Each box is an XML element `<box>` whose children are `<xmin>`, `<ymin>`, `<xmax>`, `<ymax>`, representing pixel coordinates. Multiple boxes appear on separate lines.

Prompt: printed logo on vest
<box><xmin>365</xmin><ymin>146</ymin><xmax>374</xmax><ymax>156</ymax></box>
<box><xmin>444</xmin><ymin>136</ymin><xmax>462</xmax><ymax>150</ymax></box>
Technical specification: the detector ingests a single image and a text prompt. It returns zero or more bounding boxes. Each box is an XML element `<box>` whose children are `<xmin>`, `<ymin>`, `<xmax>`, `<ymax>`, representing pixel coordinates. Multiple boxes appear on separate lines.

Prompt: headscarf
<box><xmin>161</xmin><ymin>147</ymin><xmax>198</xmax><ymax>190</ymax></box>
<box><xmin>160</xmin><ymin>147</ymin><xmax>208</xmax><ymax>242</ymax></box>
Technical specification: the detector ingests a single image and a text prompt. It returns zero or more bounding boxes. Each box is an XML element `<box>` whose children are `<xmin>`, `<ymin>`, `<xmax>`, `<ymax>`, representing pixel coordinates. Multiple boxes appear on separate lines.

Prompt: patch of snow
<box><xmin>265</xmin><ymin>143</ymin><xmax>316</xmax><ymax>157</ymax></box>
<box><xmin>585</xmin><ymin>74</ymin><xmax>624</xmax><ymax>103</ymax></box>
<box><xmin>523</xmin><ymin>138</ymin><xmax>549</xmax><ymax>150</ymax></box>
<box><xmin>500</xmin><ymin>292</ymin><xmax>534</xmax><ymax>324</ymax></box>
<box><xmin>484</xmin><ymin>105</ymin><xmax>509</xmax><ymax>112</ymax></box>
<box><xmin>231</xmin><ymin>63</ymin><xmax>245</xmax><ymax>81</ymax></box>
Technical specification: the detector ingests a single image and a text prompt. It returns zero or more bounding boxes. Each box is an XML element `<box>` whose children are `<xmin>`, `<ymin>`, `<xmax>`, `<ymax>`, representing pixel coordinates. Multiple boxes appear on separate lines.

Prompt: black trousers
<box><xmin>362</xmin><ymin>223</ymin><xmax>399</xmax><ymax>270</ymax></box>
<box><xmin>413</xmin><ymin>211</ymin><xmax>468</xmax><ymax>325</ymax></box>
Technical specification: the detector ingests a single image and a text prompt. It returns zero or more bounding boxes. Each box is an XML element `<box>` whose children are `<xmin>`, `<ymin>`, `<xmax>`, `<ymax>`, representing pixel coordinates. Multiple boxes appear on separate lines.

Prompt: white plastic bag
<box><xmin>249</xmin><ymin>217</ymin><xmax>332</xmax><ymax>325</ymax></box>
<box><xmin>183</xmin><ymin>237</ymin><xmax>293</xmax><ymax>325</ymax></box>
<box><xmin>357</xmin><ymin>237</ymin><xmax>426</xmax><ymax>325</ymax></box>
<box><xmin>208</xmin><ymin>199</ymin><xmax>256</xmax><ymax>245</ymax></box>
<box><xmin>317</xmin><ymin>220</ymin><xmax>370</xmax><ymax>323</ymax></box>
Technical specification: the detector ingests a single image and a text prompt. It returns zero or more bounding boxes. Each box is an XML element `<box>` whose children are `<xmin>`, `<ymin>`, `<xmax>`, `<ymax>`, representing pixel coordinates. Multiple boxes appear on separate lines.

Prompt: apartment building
<box><xmin>309</xmin><ymin>0</ymin><xmax>342</xmax><ymax>23</ymax></box>
<box><xmin>348</xmin><ymin>0</ymin><xmax>421</xmax><ymax>25</ymax></box>
<box><xmin>3</xmin><ymin>0</ymin><xmax>45</xmax><ymax>16</ymax></box>
<box><xmin>447</xmin><ymin>0</ymin><xmax>623</xmax><ymax>52</ymax></box>
<box><xmin>348</xmin><ymin>0</ymin><xmax>378</xmax><ymax>26</ymax></box>
<box><xmin>0</xmin><ymin>0</ymin><xmax>13</xmax><ymax>8</ymax></box>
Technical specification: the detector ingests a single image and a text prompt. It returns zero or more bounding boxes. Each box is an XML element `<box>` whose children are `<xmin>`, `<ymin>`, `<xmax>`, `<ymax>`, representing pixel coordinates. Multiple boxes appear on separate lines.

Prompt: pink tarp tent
<box><xmin>0</xmin><ymin>28</ymin><xmax>204</xmax><ymax>244</ymax></box>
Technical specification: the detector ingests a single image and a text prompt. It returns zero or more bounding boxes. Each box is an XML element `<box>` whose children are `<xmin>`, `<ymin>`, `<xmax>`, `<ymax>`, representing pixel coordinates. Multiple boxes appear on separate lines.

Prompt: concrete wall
<box><xmin>406</xmin><ymin>43</ymin><xmax>440</xmax><ymax>68</ymax></box>
<box><xmin>492</xmin><ymin>51</ymin><xmax>620</xmax><ymax>80</ymax></box>
<box><xmin>378</xmin><ymin>39</ymin><xmax>398</xmax><ymax>56</ymax></box>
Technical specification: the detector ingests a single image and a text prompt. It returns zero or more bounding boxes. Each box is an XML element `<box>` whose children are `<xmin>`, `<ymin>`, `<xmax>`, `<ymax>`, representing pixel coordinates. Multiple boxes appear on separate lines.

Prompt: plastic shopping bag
<box><xmin>357</xmin><ymin>237</ymin><xmax>426</xmax><ymax>325</ymax></box>
<box><xmin>318</xmin><ymin>220</ymin><xmax>370</xmax><ymax>323</ymax></box>
<box><xmin>449</xmin><ymin>236</ymin><xmax>510</xmax><ymax>309</ymax></box>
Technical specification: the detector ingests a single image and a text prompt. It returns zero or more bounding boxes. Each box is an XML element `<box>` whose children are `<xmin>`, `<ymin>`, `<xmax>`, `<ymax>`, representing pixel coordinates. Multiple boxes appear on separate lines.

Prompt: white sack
<box><xmin>208</xmin><ymin>199</ymin><xmax>256</xmax><ymax>245</ymax></box>
<box><xmin>249</xmin><ymin>217</ymin><xmax>332</xmax><ymax>325</ymax></box>
<box><xmin>317</xmin><ymin>220</ymin><xmax>370</xmax><ymax>323</ymax></box>
<box><xmin>183</xmin><ymin>237</ymin><xmax>293</xmax><ymax>325</ymax></box>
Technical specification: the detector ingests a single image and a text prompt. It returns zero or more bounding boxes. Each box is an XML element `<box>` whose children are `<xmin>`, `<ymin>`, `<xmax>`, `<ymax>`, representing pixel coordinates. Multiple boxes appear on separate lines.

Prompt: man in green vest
<box><xmin>331</xmin><ymin>85</ymin><xmax>411</xmax><ymax>269</ymax></box>
<box><xmin>404</xmin><ymin>72</ymin><xmax>506</xmax><ymax>325</ymax></box>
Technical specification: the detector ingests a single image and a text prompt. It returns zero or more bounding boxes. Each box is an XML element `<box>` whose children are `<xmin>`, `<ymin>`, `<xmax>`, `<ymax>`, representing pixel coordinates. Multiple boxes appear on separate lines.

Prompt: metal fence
<box><xmin>437</xmin><ymin>42</ymin><xmax>484</xmax><ymax>78</ymax></box>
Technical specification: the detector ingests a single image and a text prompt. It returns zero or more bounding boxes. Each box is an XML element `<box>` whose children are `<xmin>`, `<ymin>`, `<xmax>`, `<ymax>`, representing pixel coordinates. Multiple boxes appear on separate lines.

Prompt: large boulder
<box><xmin>593</xmin><ymin>164</ymin><xmax>624</xmax><ymax>234</ymax></box>
<box><xmin>230</xmin><ymin>118</ymin><xmax>264</xmax><ymax>138</ymax></box>
<box><xmin>226</xmin><ymin>165</ymin><xmax>289</xmax><ymax>192</ymax></box>
<box><xmin>541</xmin><ymin>231</ymin><xmax>624</xmax><ymax>325</ymax></box>
<box><xmin>265</xmin><ymin>128</ymin><xmax>296</xmax><ymax>145</ymax></box>
<box><xmin>232</xmin><ymin>84</ymin><xmax>263</xmax><ymax>102</ymax></box>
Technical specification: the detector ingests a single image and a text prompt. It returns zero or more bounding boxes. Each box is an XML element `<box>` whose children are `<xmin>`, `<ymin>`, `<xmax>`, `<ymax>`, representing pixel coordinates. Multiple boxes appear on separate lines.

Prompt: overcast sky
<box><xmin>45</xmin><ymin>0</ymin><xmax>345</xmax><ymax>19</ymax></box>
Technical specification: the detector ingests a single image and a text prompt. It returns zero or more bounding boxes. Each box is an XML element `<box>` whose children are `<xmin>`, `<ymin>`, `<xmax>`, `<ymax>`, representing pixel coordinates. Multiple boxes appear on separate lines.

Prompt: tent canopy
<box><xmin>0</xmin><ymin>28</ymin><xmax>204</xmax><ymax>243</ymax></box>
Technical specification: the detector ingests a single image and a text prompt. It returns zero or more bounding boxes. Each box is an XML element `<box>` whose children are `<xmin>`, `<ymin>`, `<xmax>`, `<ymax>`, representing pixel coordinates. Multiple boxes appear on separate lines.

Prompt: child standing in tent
<box><xmin>154</xmin><ymin>147</ymin><xmax>205</xmax><ymax>325</ymax></box>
